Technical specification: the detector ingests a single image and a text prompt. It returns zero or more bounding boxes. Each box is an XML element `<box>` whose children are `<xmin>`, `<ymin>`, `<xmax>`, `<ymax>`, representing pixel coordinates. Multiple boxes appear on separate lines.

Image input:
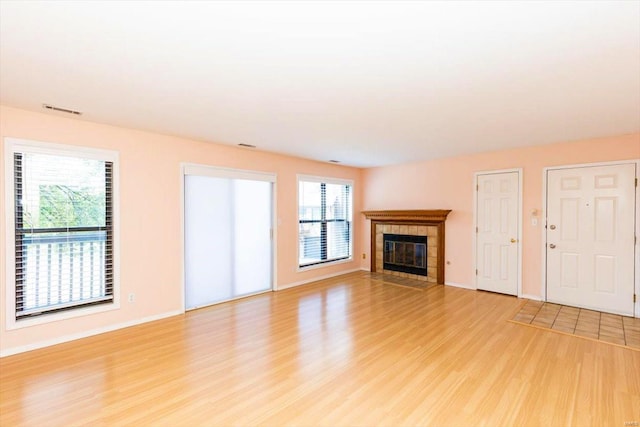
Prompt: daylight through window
<box><xmin>13</xmin><ymin>150</ymin><xmax>114</xmax><ymax>319</ymax></box>
<box><xmin>298</xmin><ymin>177</ymin><xmax>352</xmax><ymax>267</ymax></box>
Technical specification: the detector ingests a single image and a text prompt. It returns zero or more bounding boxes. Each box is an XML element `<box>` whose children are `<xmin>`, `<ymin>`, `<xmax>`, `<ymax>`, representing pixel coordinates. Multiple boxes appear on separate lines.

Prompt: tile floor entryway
<box><xmin>511</xmin><ymin>300</ymin><xmax>640</xmax><ymax>350</ymax></box>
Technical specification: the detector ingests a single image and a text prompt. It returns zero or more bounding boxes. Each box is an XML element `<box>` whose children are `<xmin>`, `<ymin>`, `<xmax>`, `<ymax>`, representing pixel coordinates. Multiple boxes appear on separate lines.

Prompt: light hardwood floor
<box><xmin>1</xmin><ymin>272</ymin><xmax>639</xmax><ymax>426</ymax></box>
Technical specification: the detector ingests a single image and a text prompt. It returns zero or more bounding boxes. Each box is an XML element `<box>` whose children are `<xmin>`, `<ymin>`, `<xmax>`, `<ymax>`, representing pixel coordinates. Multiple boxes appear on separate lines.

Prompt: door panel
<box><xmin>476</xmin><ymin>171</ymin><xmax>519</xmax><ymax>295</ymax></box>
<box><xmin>560</xmin><ymin>252</ymin><xmax>579</xmax><ymax>288</ymax></box>
<box><xmin>546</xmin><ymin>163</ymin><xmax>635</xmax><ymax>316</ymax></box>
<box><xmin>233</xmin><ymin>179</ymin><xmax>273</xmax><ymax>296</ymax></box>
<box><xmin>560</xmin><ymin>198</ymin><xmax>579</xmax><ymax>240</ymax></box>
<box><xmin>185</xmin><ymin>175</ymin><xmax>273</xmax><ymax>310</ymax></box>
<box><xmin>184</xmin><ymin>176</ymin><xmax>233</xmax><ymax>307</ymax></box>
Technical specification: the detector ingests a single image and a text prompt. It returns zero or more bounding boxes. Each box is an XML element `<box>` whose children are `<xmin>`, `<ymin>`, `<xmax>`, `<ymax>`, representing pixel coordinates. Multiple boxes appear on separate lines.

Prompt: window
<box><xmin>298</xmin><ymin>176</ymin><xmax>352</xmax><ymax>267</ymax></box>
<box><xmin>5</xmin><ymin>139</ymin><xmax>118</xmax><ymax>324</ymax></box>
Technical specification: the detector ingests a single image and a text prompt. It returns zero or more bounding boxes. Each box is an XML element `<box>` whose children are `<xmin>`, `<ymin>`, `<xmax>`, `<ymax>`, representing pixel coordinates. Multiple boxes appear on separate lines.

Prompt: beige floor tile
<box><xmin>623</xmin><ymin>331</ymin><xmax>640</xmax><ymax>342</ymax></box>
<box><xmin>622</xmin><ymin>318</ymin><xmax>640</xmax><ymax>332</ymax></box>
<box><xmin>558</xmin><ymin>307</ymin><xmax>580</xmax><ymax>318</ymax></box>
<box><xmin>531</xmin><ymin>319</ymin><xmax>554</xmax><ymax>328</ymax></box>
<box><xmin>551</xmin><ymin>324</ymin><xmax>575</xmax><ymax>333</ymax></box>
<box><xmin>598</xmin><ymin>335</ymin><xmax>626</xmax><ymax>345</ymax></box>
<box><xmin>600</xmin><ymin>314</ymin><xmax>623</xmax><ymax>325</ymax></box>
<box><xmin>575</xmin><ymin>324</ymin><xmax>599</xmax><ymax>334</ymax></box>
<box><xmin>511</xmin><ymin>301</ymin><xmax>639</xmax><ymax>350</ymax></box>
<box><xmin>556</xmin><ymin>316</ymin><xmax>579</xmax><ymax>324</ymax></box>
<box><xmin>576</xmin><ymin>314</ymin><xmax>600</xmax><ymax>323</ymax></box>
<box><xmin>525</xmin><ymin>301</ymin><xmax>543</xmax><ymax>308</ymax></box>
<box><xmin>578</xmin><ymin>311</ymin><xmax>601</xmax><ymax>320</ymax></box>
<box><xmin>599</xmin><ymin>325</ymin><xmax>625</xmax><ymax>337</ymax></box>
<box><xmin>575</xmin><ymin>318</ymin><xmax>599</xmax><ymax>327</ymax></box>
<box><xmin>625</xmin><ymin>337</ymin><xmax>640</xmax><ymax>347</ymax></box>
<box><xmin>537</xmin><ymin>313</ymin><xmax>560</xmax><ymax>320</ymax></box>
<box><xmin>553</xmin><ymin>320</ymin><xmax>577</xmax><ymax>330</ymax></box>
<box><xmin>536</xmin><ymin>315</ymin><xmax>559</xmax><ymax>323</ymax></box>
<box><xmin>574</xmin><ymin>329</ymin><xmax>599</xmax><ymax>339</ymax></box>
<box><xmin>513</xmin><ymin>313</ymin><xmax>534</xmax><ymax>323</ymax></box>
<box><xmin>558</xmin><ymin>310</ymin><xmax>578</xmax><ymax>320</ymax></box>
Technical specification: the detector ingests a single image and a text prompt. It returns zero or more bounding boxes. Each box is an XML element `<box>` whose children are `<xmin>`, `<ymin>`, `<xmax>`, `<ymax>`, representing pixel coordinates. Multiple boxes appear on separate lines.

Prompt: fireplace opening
<box><xmin>383</xmin><ymin>234</ymin><xmax>427</xmax><ymax>276</ymax></box>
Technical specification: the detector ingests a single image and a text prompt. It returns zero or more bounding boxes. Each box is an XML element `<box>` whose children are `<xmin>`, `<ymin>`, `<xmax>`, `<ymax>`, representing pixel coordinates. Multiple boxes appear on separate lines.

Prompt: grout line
<box><xmin>531</xmin><ymin>301</ymin><xmax>544</xmax><ymax>324</ymax></box>
<box><xmin>507</xmin><ymin>319</ymin><xmax>640</xmax><ymax>352</ymax></box>
<box><xmin>511</xmin><ymin>302</ymin><xmax>637</xmax><ymax>350</ymax></box>
<box><xmin>570</xmin><ymin>307</ymin><xmax>578</xmax><ymax>333</ymax></box>
<box><xmin>549</xmin><ymin>303</ymin><xmax>562</xmax><ymax>329</ymax></box>
<box><xmin>568</xmin><ymin>308</ymin><xmax>577</xmax><ymax>333</ymax></box>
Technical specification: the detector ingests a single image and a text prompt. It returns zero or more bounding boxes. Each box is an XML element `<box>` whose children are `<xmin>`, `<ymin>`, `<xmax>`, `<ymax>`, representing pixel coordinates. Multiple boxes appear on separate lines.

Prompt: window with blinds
<box><xmin>298</xmin><ymin>177</ymin><xmax>352</xmax><ymax>267</ymax></box>
<box><xmin>13</xmin><ymin>149</ymin><xmax>114</xmax><ymax>319</ymax></box>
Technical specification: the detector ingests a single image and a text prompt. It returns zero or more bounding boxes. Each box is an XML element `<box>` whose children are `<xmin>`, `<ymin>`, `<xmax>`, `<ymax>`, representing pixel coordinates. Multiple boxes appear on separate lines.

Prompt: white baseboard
<box><xmin>0</xmin><ymin>310</ymin><xmax>183</xmax><ymax>358</ymax></box>
<box><xmin>277</xmin><ymin>268</ymin><xmax>363</xmax><ymax>290</ymax></box>
<box><xmin>520</xmin><ymin>293</ymin><xmax>543</xmax><ymax>301</ymax></box>
<box><xmin>445</xmin><ymin>281</ymin><xmax>475</xmax><ymax>290</ymax></box>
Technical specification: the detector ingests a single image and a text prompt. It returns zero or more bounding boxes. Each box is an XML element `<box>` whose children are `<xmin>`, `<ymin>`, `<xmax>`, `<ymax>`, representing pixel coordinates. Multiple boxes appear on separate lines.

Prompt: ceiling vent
<box><xmin>42</xmin><ymin>104</ymin><xmax>82</xmax><ymax>115</ymax></box>
<box><xmin>328</xmin><ymin>160</ymin><xmax>341</xmax><ymax>163</ymax></box>
<box><xmin>238</xmin><ymin>143</ymin><xmax>256</xmax><ymax>148</ymax></box>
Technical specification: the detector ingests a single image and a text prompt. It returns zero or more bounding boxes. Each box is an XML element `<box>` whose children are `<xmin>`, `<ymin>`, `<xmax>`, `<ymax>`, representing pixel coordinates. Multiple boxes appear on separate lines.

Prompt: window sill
<box><xmin>297</xmin><ymin>257</ymin><xmax>353</xmax><ymax>272</ymax></box>
<box><xmin>6</xmin><ymin>300</ymin><xmax>120</xmax><ymax>331</ymax></box>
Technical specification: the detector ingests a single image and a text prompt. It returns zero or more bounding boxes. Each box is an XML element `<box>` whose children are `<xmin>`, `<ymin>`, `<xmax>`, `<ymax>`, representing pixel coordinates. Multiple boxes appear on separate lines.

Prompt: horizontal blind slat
<box><xmin>14</xmin><ymin>151</ymin><xmax>114</xmax><ymax>319</ymax></box>
<box><xmin>299</xmin><ymin>179</ymin><xmax>352</xmax><ymax>267</ymax></box>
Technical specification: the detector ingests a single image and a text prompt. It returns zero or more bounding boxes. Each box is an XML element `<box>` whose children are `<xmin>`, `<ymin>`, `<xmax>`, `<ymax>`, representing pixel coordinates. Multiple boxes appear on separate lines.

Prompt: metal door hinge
<box><xmin>634</xmin><ymin>294</ymin><xmax>637</xmax><ymax>303</ymax></box>
<box><xmin>476</xmin><ymin>184</ymin><xmax>479</xmax><ymax>191</ymax></box>
<box><xmin>476</xmin><ymin>226</ymin><xmax>478</xmax><ymax>233</ymax></box>
<box><xmin>635</xmin><ymin>178</ymin><xmax>638</xmax><ymax>187</ymax></box>
<box><xmin>475</xmin><ymin>269</ymin><xmax>478</xmax><ymax>275</ymax></box>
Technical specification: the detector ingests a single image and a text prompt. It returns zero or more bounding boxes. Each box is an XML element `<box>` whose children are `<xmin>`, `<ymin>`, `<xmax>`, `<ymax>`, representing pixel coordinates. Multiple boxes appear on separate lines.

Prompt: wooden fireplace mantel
<box><xmin>362</xmin><ymin>210</ymin><xmax>452</xmax><ymax>284</ymax></box>
<box><xmin>362</xmin><ymin>210</ymin><xmax>451</xmax><ymax>222</ymax></box>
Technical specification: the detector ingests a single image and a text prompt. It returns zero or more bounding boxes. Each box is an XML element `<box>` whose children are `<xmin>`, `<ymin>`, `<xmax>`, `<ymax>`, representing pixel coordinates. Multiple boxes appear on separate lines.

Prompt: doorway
<box><xmin>474</xmin><ymin>169</ymin><xmax>522</xmax><ymax>296</ymax></box>
<box><xmin>545</xmin><ymin>162</ymin><xmax>637</xmax><ymax>316</ymax></box>
<box><xmin>183</xmin><ymin>165</ymin><xmax>275</xmax><ymax>310</ymax></box>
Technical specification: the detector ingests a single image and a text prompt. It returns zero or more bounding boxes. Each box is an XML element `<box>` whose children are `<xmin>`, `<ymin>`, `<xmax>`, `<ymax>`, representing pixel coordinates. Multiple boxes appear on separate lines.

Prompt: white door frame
<box><xmin>541</xmin><ymin>159</ymin><xmax>640</xmax><ymax>317</ymax></box>
<box><xmin>179</xmin><ymin>163</ymin><xmax>278</xmax><ymax>312</ymax></box>
<box><xmin>473</xmin><ymin>168</ymin><xmax>523</xmax><ymax>297</ymax></box>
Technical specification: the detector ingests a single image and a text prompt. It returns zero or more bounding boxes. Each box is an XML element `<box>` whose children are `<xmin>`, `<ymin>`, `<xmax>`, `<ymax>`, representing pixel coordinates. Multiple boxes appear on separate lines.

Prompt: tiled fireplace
<box><xmin>384</xmin><ymin>233</ymin><xmax>428</xmax><ymax>276</ymax></box>
<box><xmin>362</xmin><ymin>210</ymin><xmax>451</xmax><ymax>283</ymax></box>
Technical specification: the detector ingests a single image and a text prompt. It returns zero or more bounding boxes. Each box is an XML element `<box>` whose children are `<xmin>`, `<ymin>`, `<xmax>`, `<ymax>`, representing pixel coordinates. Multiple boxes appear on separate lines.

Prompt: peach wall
<box><xmin>361</xmin><ymin>133</ymin><xmax>640</xmax><ymax>297</ymax></box>
<box><xmin>0</xmin><ymin>105</ymin><xmax>363</xmax><ymax>354</ymax></box>
<box><xmin>1</xmin><ymin>103</ymin><xmax>638</xmax><ymax>356</ymax></box>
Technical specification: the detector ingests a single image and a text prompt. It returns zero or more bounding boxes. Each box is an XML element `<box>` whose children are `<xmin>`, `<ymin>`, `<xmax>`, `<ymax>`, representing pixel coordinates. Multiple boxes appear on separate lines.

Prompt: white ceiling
<box><xmin>1</xmin><ymin>1</ymin><xmax>639</xmax><ymax>168</ymax></box>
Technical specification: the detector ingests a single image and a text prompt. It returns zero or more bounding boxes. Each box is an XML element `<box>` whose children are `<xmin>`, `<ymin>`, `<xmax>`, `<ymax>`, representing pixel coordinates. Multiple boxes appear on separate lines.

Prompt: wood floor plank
<box><xmin>1</xmin><ymin>271</ymin><xmax>639</xmax><ymax>426</ymax></box>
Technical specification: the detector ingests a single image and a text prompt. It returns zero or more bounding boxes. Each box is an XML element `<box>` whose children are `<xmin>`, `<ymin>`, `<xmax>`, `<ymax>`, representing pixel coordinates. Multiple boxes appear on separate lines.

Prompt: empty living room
<box><xmin>0</xmin><ymin>1</ymin><xmax>639</xmax><ymax>426</ymax></box>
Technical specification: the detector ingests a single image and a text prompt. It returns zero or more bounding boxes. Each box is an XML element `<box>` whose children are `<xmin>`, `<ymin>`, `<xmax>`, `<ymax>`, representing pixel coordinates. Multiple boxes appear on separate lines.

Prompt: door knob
<box><xmin>510</xmin><ymin>238</ymin><xmax>517</xmax><ymax>243</ymax></box>
<box><xmin>549</xmin><ymin>244</ymin><xmax>556</xmax><ymax>249</ymax></box>
<box><xmin>549</xmin><ymin>225</ymin><xmax>556</xmax><ymax>230</ymax></box>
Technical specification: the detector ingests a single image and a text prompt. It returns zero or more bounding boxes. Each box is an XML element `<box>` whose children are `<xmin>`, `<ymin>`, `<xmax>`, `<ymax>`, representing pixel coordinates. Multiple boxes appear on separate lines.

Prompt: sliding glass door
<box><xmin>184</xmin><ymin>166</ymin><xmax>274</xmax><ymax>309</ymax></box>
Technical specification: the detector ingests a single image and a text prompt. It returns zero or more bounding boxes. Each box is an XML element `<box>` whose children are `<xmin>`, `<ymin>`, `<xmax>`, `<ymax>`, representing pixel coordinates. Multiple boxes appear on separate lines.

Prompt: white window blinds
<box><xmin>298</xmin><ymin>177</ymin><xmax>352</xmax><ymax>267</ymax></box>
<box><xmin>13</xmin><ymin>151</ymin><xmax>114</xmax><ymax>318</ymax></box>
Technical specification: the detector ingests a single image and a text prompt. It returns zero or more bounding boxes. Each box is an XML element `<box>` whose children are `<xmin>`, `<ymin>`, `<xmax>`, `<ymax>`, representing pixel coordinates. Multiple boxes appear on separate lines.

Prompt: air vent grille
<box><xmin>42</xmin><ymin>104</ymin><xmax>82</xmax><ymax>115</ymax></box>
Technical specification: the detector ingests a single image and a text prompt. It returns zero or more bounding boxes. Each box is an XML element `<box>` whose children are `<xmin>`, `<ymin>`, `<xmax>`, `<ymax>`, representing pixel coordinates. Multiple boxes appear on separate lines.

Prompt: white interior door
<box><xmin>184</xmin><ymin>168</ymin><xmax>274</xmax><ymax>310</ymax></box>
<box><xmin>546</xmin><ymin>163</ymin><xmax>636</xmax><ymax>316</ymax></box>
<box><xmin>476</xmin><ymin>171</ymin><xmax>520</xmax><ymax>296</ymax></box>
